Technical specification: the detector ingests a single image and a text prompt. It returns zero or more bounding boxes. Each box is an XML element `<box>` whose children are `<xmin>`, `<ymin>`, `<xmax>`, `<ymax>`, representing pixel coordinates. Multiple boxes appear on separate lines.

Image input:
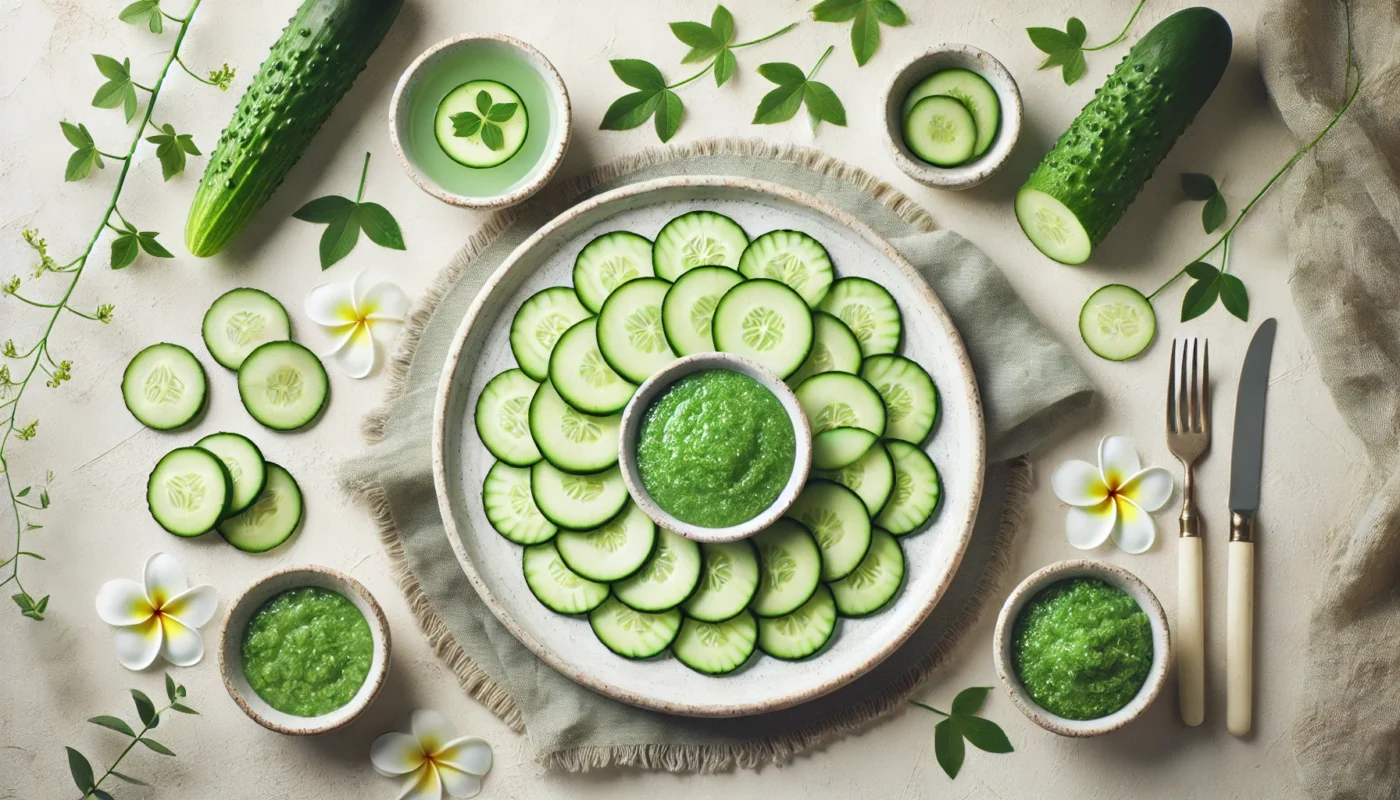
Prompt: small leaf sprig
<box><xmin>450</xmin><ymin>90</ymin><xmax>518</xmax><ymax>151</ymax></box>
<box><xmin>601</xmin><ymin>4</ymin><xmax>798</xmax><ymax>142</ymax></box>
<box><xmin>293</xmin><ymin>152</ymin><xmax>406</xmax><ymax>271</ymax></box>
<box><xmin>3</xmin><ymin>0</ymin><xmax>228</xmax><ymax>621</ymax></box>
<box><xmin>910</xmin><ymin>687</ymin><xmax>1014</xmax><ymax>780</ymax></box>
<box><xmin>66</xmin><ymin>674</ymin><xmax>197</xmax><ymax>800</ymax></box>
<box><xmin>810</xmin><ymin>0</ymin><xmax>907</xmax><ymax>66</ymax></box>
<box><xmin>1027</xmin><ymin>0</ymin><xmax>1147</xmax><ymax>85</ymax></box>
<box><xmin>753</xmin><ymin>46</ymin><xmax>847</xmax><ymax>129</ymax></box>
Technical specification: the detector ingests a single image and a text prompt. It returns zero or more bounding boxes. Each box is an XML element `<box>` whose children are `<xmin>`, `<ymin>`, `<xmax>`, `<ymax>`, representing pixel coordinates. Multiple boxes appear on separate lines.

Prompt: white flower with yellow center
<box><xmin>371</xmin><ymin>710</ymin><xmax>493</xmax><ymax>800</ymax></box>
<box><xmin>305</xmin><ymin>270</ymin><xmax>410</xmax><ymax>379</ymax></box>
<box><xmin>1052</xmin><ymin>435</ymin><xmax>1174</xmax><ymax>554</ymax></box>
<box><xmin>94</xmin><ymin>552</ymin><xmax>217</xmax><ymax>670</ymax></box>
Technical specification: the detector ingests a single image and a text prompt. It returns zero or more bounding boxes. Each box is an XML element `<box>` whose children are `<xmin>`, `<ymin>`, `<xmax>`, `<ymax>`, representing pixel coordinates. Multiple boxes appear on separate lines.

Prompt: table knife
<box><xmin>1227</xmin><ymin>318</ymin><xmax>1276</xmax><ymax>737</ymax></box>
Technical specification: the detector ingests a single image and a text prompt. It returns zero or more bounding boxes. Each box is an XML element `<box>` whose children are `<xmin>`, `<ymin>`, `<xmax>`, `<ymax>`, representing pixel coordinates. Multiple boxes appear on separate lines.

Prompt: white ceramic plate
<box><xmin>433</xmin><ymin>177</ymin><xmax>986</xmax><ymax>717</ymax></box>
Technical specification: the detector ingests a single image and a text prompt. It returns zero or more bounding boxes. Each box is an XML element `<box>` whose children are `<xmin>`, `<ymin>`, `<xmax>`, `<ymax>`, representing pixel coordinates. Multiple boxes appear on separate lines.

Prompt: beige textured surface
<box><xmin>0</xmin><ymin>0</ymin><xmax>1353</xmax><ymax>797</ymax></box>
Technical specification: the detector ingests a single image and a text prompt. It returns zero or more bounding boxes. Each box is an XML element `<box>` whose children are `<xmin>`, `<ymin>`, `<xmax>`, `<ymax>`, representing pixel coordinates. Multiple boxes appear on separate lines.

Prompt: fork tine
<box><xmin>1190</xmin><ymin>339</ymin><xmax>1201</xmax><ymax>433</ymax></box>
<box><xmin>1202</xmin><ymin>340</ymin><xmax>1210</xmax><ymax>435</ymax></box>
<box><xmin>1178</xmin><ymin>340</ymin><xmax>1190</xmax><ymax>436</ymax></box>
<box><xmin>1167</xmin><ymin>339</ymin><xmax>1178</xmax><ymax>433</ymax></box>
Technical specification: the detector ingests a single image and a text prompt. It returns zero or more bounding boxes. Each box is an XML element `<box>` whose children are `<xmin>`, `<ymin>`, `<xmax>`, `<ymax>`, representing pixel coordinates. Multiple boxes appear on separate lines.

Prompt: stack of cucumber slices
<box><xmin>122</xmin><ymin>288</ymin><xmax>316</xmax><ymax>551</ymax></box>
<box><xmin>476</xmin><ymin>210</ymin><xmax>945</xmax><ymax>675</ymax></box>
<box><xmin>900</xmin><ymin>68</ymin><xmax>1001</xmax><ymax>168</ymax></box>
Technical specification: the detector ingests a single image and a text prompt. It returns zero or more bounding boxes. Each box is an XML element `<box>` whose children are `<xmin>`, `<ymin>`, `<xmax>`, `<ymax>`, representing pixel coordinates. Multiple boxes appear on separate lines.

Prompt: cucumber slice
<box><xmin>522</xmin><ymin>541</ymin><xmax>609</xmax><ymax>615</ymax></box>
<box><xmin>483</xmin><ymin>461</ymin><xmax>558</xmax><ymax>545</ymax></box>
<box><xmin>201</xmin><ymin>288</ymin><xmax>292</xmax><ymax>370</ymax></box>
<box><xmin>818</xmin><ymin>277</ymin><xmax>902</xmax><ymax>357</ymax></box>
<box><xmin>1079</xmin><ymin>284</ymin><xmax>1157</xmax><ymax>361</ymax></box>
<box><xmin>573</xmin><ymin>231</ymin><xmax>654</xmax><ymax>313</ymax></box>
<box><xmin>589</xmin><ymin>596</ymin><xmax>682</xmax><ymax>659</ymax></box>
<box><xmin>903</xmin><ymin>95</ymin><xmax>978</xmax><ymax>167</ymax></box>
<box><xmin>530</xmin><ymin>461</ymin><xmax>627</xmax><ymax>530</ymax></box>
<box><xmin>737</xmin><ymin>230</ymin><xmax>835</xmax><ymax>308</ymax></box>
<box><xmin>749</xmin><ymin>518</ymin><xmax>822</xmax><ymax>617</ymax></box>
<box><xmin>528</xmin><ymin>379</ymin><xmax>620</xmax><ymax>474</ymax></box>
<box><xmin>794</xmin><ymin>371</ymin><xmax>887</xmax><ymax>437</ymax></box>
<box><xmin>122</xmin><ymin>343</ymin><xmax>208</xmax><ymax>431</ymax></box>
<box><xmin>682</xmin><ymin>540</ymin><xmax>760</xmax><ymax>623</ymax></box>
<box><xmin>194</xmin><ymin>432</ymin><xmax>267</xmax><ymax>515</ymax></box>
<box><xmin>237</xmin><ymin>341</ymin><xmax>329</xmax><ymax>431</ymax></box>
<box><xmin>147</xmin><ymin>446</ymin><xmax>232</xmax><ymax>537</ymax></box>
<box><xmin>672</xmin><ymin>611</ymin><xmax>757</xmax><ymax>675</ymax></box>
<box><xmin>757</xmin><ymin>584</ymin><xmax>838</xmax><ymax>660</ymax></box>
<box><xmin>660</xmin><ymin>266</ymin><xmax>745</xmax><ymax>356</ymax></box>
<box><xmin>877</xmin><ymin>441</ymin><xmax>942</xmax><ymax>535</ymax></box>
<box><xmin>596</xmin><ymin>277</ymin><xmax>676</xmax><ymax>385</ymax></box>
<box><xmin>475</xmin><ymin>369</ymin><xmax>543</xmax><ymax>467</ymax></box>
<box><xmin>548</xmin><ymin>318</ymin><xmax>637</xmax><ymax>416</ymax></box>
<box><xmin>711</xmin><ymin>279</ymin><xmax>813</xmax><ymax>379</ymax></box>
<box><xmin>1015</xmin><ymin>188</ymin><xmax>1095</xmax><ymax>265</ymax></box>
<box><xmin>829</xmin><ymin>527</ymin><xmax>906</xmax><ymax>617</ymax></box>
<box><xmin>555</xmin><ymin>501</ymin><xmax>656</xmax><ymax>582</ymax></box>
<box><xmin>509</xmin><ymin>287</ymin><xmax>590</xmax><ymax>382</ymax></box>
<box><xmin>812</xmin><ymin>427</ymin><xmax>878</xmax><ymax>471</ymax></box>
<box><xmin>652</xmin><ymin>211</ymin><xmax>749</xmax><ymax>281</ymax></box>
<box><xmin>902</xmin><ymin>69</ymin><xmax>1001</xmax><ymax>158</ymax></box>
<box><xmin>786</xmin><ymin>479</ymin><xmax>873</xmax><ymax>582</ymax></box>
<box><xmin>785</xmin><ymin>311</ymin><xmax>863</xmax><ymax>388</ymax></box>
<box><xmin>217</xmin><ymin>463</ymin><xmax>303</xmax><ymax>553</ymax></box>
<box><xmin>817</xmin><ymin>440</ymin><xmax>896</xmax><ymax>517</ymax></box>
<box><xmin>612</xmin><ymin>529</ymin><xmax>702</xmax><ymax>613</ymax></box>
<box><xmin>860</xmin><ymin>355</ymin><xmax>939</xmax><ymax>445</ymax></box>
<box><xmin>434</xmin><ymin>80</ymin><xmax>529</xmax><ymax>169</ymax></box>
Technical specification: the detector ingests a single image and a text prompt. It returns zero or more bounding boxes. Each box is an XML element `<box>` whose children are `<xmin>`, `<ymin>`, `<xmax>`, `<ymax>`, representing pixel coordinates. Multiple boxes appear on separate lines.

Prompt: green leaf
<box><xmin>110</xmin><ymin>233</ymin><xmax>139</xmax><ymax>269</ymax></box>
<box><xmin>610</xmin><ymin>59</ymin><xmax>666</xmax><ymax>91</ymax></box>
<box><xmin>66</xmin><ymin>747</ymin><xmax>95</xmax><ymax>791</ymax></box>
<box><xmin>757</xmin><ymin>62</ymin><xmax>805</xmax><ymax>86</ymax></box>
<box><xmin>1184</xmin><ymin>261</ymin><xmax>1219</xmax><ymax>281</ymax></box>
<box><xmin>475</xmin><ymin>90</ymin><xmax>491</xmax><ymax>116</ymax></box>
<box><xmin>169</xmin><ymin>702</ymin><xmax>200</xmax><ymax>715</ymax></box>
<box><xmin>92</xmin><ymin>79</ymin><xmax>131</xmax><ymax>110</ymax></box>
<box><xmin>359</xmin><ymin>203</ymin><xmax>406</xmax><ymax>251</ymax></box>
<box><xmin>137</xmin><ymin>232</ymin><xmax>173</xmax><ymax>258</ymax></box>
<box><xmin>1026</xmin><ymin>27</ymin><xmax>1074</xmax><ymax>55</ymax></box>
<box><xmin>450</xmin><ymin>112</ymin><xmax>483</xmax><ymax>138</ymax></box>
<box><xmin>712</xmin><ymin>5</ymin><xmax>735</xmax><ymax>42</ymax></box>
<box><xmin>319</xmin><ymin>206</ymin><xmax>361</xmax><ymax>270</ymax></box>
<box><xmin>933</xmin><ymin>718</ymin><xmax>965</xmax><ymax>779</ymax></box>
<box><xmin>119</xmin><ymin>0</ymin><xmax>158</xmax><ymax>22</ymax></box>
<box><xmin>17</xmin><ymin>487</ymin><xmax>29</xmax><ymax>498</ymax></box>
<box><xmin>61</xmin><ymin>121</ymin><xmax>93</xmax><ymax>148</ymax></box>
<box><xmin>165</xmin><ymin>673</ymin><xmax>177</xmax><ymax>704</ymax></box>
<box><xmin>93</xmin><ymin>54</ymin><xmax>129</xmax><ymax>80</ymax></box>
<box><xmin>849</xmin><ymin>4</ymin><xmax>881</xmax><ymax>66</ymax></box>
<box><xmin>1181</xmin><ymin>172</ymin><xmax>1218</xmax><ymax>200</ymax></box>
<box><xmin>292</xmin><ymin>195</ymin><xmax>353</xmax><ymax>223</ymax></box>
<box><xmin>813</xmin><ymin>0</ymin><xmax>903</xmax><ymax>65</ymax></box>
<box><xmin>34</xmin><ymin>595</ymin><xmax>49</xmax><ymax>615</ymax></box>
<box><xmin>714</xmin><ymin>49</ymin><xmax>736</xmax><ymax>87</ymax></box>
<box><xmin>950</xmin><ymin>686</ymin><xmax>992</xmax><ymax>716</ymax></box>
<box><xmin>1061</xmin><ymin>50</ymin><xmax>1087</xmax><ymax>85</ymax></box>
<box><xmin>92</xmin><ymin>789</ymin><xmax>115</xmax><ymax>800</ymax></box>
<box><xmin>138</xmin><ymin>737</ymin><xmax>175</xmax><ymax>756</ymax></box>
<box><xmin>1218</xmin><ymin>273</ymin><xmax>1249</xmax><ymax>320</ymax></box>
<box><xmin>873</xmin><ymin>0</ymin><xmax>906</xmax><ymax>25</ymax></box>
<box><xmin>600</xmin><ymin>90</ymin><xmax>662</xmax><ymax>131</ymax></box>
<box><xmin>670</xmin><ymin>21</ymin><xmax>723</xmax><ymax>55</ymax></box>
<box><xmin>1181</xmin><ymin>275</ymin><xmax>1220</xmax><ymax>322</ymax></box>
<box><xmin>811</xmin><ymin>0</ymin><xmax>863</xmax><ymax>23</ymax></box>
<box><xmin>479</xmin><ymin>121</ymin><xmax>505</xmax><ymax>151</ymax></box>
<box><xmin>88</xmin><ymin>715</ymin><xmax>136</xmax><ymax>737</ymax></box>
<box><xmin>753</xmin><ymin>81</ymin><xmax>806</xmax><ymax>123</ymax></box>
<box><xmin>131</xmin><ymin>689</ymin><xmax>156</xmax><ymax>727</ymax></box>
<box><xmin>151</xmin><ymin>135</ymin><xmax>187</xmax><ymax>180</ymax></box>
<box><xmin>11</xmin><ymin>593</ymin><xmax>33</xmax><ymax>612</ymax></box>
<box><xmin>486</xmin><ymin>102</ymin><xmax>518</xmax><ymax>122</ymax></box>
<box><xmin>958</xmin><ymin>715</ymin><xmax>1014</xmax><ymax>753</ymax></box>
<box><xmin>109</xmin><ymin>770</ymin><xmax>149</xmax><ymax>785</ymax></box>
<box><xmin>1203</xmin><ymin>192</ymin><xmax>1228</xmax><ymax>233</ymax></box>
<box><xmin>1066</xmin><ymin>17</ymin><xmax>1087</xmax><ymax>46</ymax></box>
<box><xmin>176</xmin><ymin>134</ymin><xmax>200</xmax><ymax>155</ymax></box>
<box><xmin>654</xmin><ymin>90</ymin><xmax>683</xmax><ymax>143</ymax></box>
<box><xmin>803</xmin><ymin>81</ymin><xmax>847</xmax><ymax>126</ymax></box>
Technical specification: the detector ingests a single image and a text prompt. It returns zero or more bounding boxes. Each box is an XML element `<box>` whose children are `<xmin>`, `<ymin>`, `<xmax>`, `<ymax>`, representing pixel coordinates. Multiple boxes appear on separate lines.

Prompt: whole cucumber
<box><xmin>185</xmin><ymin>0</ymin><xmax>403</xmax><ymax>257</ymax></box>
<box><xmin>1016</xmin><ymin>7</ymin><xmax>1232</xmax><ymax>265</ymax></box>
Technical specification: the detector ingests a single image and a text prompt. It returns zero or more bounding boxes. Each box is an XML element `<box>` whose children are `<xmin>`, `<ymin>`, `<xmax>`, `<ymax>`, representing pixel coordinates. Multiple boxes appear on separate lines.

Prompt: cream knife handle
<box><xmin>1227</xmin><ymin>536</ymin><xmax>1254</xmax><ymax>737</ymax></box>
<box><xmin>1178</xmin><ymin>536</ymin><xmax>1205</xmax><ymax>726</ymax></box>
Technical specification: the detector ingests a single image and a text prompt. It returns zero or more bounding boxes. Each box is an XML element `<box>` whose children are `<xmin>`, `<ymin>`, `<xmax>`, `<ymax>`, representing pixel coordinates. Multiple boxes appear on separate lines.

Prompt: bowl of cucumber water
<box><xmin>881</xmin><ymin>44</ymin><xmax>1022</xmax><ymax>190</ymax></box>
<box><xmin>389</xmin><ymin>33</ymin><xmax>571</xmax><ymax>209</ymax></box>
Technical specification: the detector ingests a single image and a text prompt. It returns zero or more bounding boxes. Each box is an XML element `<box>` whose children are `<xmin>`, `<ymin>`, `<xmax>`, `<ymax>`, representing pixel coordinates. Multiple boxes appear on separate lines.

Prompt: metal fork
<box><xmin>1167</xmin><ymin>338</ymin><xmax>1210</xmax><ymax>727</ymax></box>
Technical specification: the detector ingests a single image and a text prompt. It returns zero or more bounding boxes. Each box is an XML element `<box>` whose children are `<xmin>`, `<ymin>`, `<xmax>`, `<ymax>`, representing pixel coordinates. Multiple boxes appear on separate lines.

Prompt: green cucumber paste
<box><xmin>636</xmin><ymin>369</ymin><xmax>796</xmax><ymax>528</ymax></box>
<box><xmin>1011</xmin><ymin>578</ymin><xmax>1153</xmax><ymax>720</ymax></box>
<box><xmin>241</xmin><ymin>586</ymin><xmax>374</xmax><ymax>717</ymax></box>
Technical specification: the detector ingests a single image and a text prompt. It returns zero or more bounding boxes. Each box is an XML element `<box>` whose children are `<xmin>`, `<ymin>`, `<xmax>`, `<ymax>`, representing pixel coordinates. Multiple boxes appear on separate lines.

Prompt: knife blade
<box><xmin>1229</xmin><ymin>318</ymin><xmax>1277</xmax><ymax>514</ymax></box>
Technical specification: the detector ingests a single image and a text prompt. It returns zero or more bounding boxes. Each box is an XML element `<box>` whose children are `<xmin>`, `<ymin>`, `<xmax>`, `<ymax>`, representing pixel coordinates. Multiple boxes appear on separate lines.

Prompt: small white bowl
<box><xmin>618</xmin><ymin>352</ymin><xmax>812</xmax><ymax>544</ymax></box>
<box><xmin>389</xmin><ymin>34</ymin><xmax>571</xmax><ymax>209</ymax></box>
<box><xmin>218</xmin><ymin>566</ymin><xmax>391</xmax><ymax>736</ymax></box>
<box><xmin>992</xmin><ymin>559</ymin><xmax>1170</xmax><ymax>737</ymax></box>
<box><xmin>881</xmin><ymin>44</ymin><xmax>1023</xmax><ymax>190</ymax></box>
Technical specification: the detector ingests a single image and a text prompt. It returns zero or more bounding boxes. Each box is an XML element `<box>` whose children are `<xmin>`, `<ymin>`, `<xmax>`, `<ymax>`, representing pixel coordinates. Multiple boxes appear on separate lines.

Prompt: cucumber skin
<box><xmin>1020</xmin><ymin>8</ymin><xmax>1232</xmax><ymax>252</ymax></box>
<box><xmin>185</xmin><ymin>0</ymin><xmax>403</xmax><ymax>257</ymax></box>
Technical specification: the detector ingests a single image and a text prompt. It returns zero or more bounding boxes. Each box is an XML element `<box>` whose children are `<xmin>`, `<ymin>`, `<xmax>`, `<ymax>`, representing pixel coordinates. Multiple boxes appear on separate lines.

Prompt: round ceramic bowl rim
<box><xmin>880</xmin><ymin>43</ymin><xmax>1024</xmax><ymax>190</ymax></box>
<box><xmin>431</xmin><ymin>175</ymin><xmax>987</xmax><ymax>717</ymax></box>
<box><xmin>616</xmin><ymin>352</ymin><xmax>814</xmax><ymax>544</ymax></box>
<box><xmin>388</xmin><ymin>33</ymin><xmax>572</xmax><ymax>210</ymax></box>
<box><xmin>992</xmin><ymin>559</ymin><xmax>1172</xmax><ymax>737</ymax></box>
<box><xmin>217</xmin><ymin>565</ymin><xmax>391</xmax><ymax>736</ymax></box>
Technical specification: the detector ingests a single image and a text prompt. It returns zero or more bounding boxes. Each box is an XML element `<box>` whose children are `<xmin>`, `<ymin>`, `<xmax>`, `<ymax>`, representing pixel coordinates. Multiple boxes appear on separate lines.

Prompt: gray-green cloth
<box><xmin>1259</xmin><ymin>1</ymin><xmax>1400</xmax><ymax>796</ymax></box>
<box><xmin>339</xmin><ymin>140</ymin><xmax>1093</xmax><ymax>770</ymax></box>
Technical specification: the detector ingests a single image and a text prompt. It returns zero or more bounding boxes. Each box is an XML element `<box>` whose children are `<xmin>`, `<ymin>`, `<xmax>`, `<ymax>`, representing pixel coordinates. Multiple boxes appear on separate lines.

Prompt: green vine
<box><xmin>1</xmin><ymin>0</ymin><xmax>229</xmax><ymax>621</ymax></box>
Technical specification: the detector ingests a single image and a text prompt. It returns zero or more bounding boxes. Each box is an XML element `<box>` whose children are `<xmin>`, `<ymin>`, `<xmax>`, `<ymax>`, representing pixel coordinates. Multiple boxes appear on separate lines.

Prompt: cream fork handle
<box><xmin>1227</xmin><ymin>539</ymin><xmax>1254</xmax><ymax>736</ymax></box>
<box><xmin>1178</xmin><ymin>535</ymin><xmax>1205</xmax><ymax>726</ymax></box>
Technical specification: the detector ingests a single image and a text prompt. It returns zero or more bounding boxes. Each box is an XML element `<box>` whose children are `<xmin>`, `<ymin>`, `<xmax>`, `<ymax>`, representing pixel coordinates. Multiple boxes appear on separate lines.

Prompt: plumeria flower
<box><xmin>95</xmin><ymin>552</ymin><xmax>217</xmax><ymax>670</ymax></box>
<box><xmin>305</xmin><ymin>270</ymin><xmax>410</xmax><ymax>379</ymax></box>
<box><xmin>1051</xmin><ymin>435</ymin><xmax>1174</xmax><ymax>554</ymax></box>
<box><xmin>371</xmin><ymin>710</ymin><xmax>492</xmax><ymax>800</ymax></box>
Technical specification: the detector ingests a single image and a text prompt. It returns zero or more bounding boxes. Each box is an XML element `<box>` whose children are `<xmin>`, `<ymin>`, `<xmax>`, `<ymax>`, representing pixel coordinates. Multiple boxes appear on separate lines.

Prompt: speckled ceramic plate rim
<box><xmin>431</xmin><ymin>175</ymin><xmax>986</xmax><ymax>717</ymax></box>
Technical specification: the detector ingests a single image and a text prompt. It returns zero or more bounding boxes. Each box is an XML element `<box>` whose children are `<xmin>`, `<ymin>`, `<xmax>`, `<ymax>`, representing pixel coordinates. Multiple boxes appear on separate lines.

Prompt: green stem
<box><xmin>1</xmin><ymin>0</ymin><xmax>206</xmax><ymax>619</ymax></box>
<box><xmin>909</xmin><ymin>701</ymin><xmax>949</xmax><ymax>717</ymax></box>
<box><xmin>808</xmin><ymin>45</ymin><xmax>834</xmax><ymax>79</ymax></box>
<box><xmin>6</xmin><ymin>293</ymin><xmax>59</xmax><ymax>310</ymax></box>
<box><xmin>97</xmin><ymin>150</ymin><xmax>127</xmax><ymax>161</ymax></box>
<box><xmin>355</xmin><ymin>152</ymin><xmax>370</xmax><ymax>202</ymax></box>
<box><xmin>1083</xmin><ymin>0</ymin><xmax>1147</xmax><ymax>51</ymax></box>
<box><xmin>82</xmin><ymin>702</ymin><xmax>174</xmax><ymax>799</ymax></box>
<box><xmin>133</xmin><ymin>82</ymin><xmax>154</xmax><ymax>93</ymax></box>
<box><xmin>733</xmin><ymin>21</ymin><xmax>799</xmax><ymax>49</ymax></box>
<box><xmin>666</xmin><ymin>61</ymin><xmax>714</xmax><ymax>90</ymax></box>
<box><xmin>63</xmin><ymin>305</ymin><xmax>98</xmax><ymax>321</ymax></box>
<box><xmin>175</xmin><ymin>54</ymin><xmax>216</xmax><ymax>86</ymax></box>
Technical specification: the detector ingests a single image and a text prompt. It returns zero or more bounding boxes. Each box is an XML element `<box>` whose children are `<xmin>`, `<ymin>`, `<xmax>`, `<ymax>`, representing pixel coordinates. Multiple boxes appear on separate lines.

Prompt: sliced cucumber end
<box><xmin>1079</xmin><ymin>284</ymin><xmax>1157</xmax><ymax>361</ymax></box>
<box><xmin>1016</xmin><ymin>188</ymin><xmax>1094</xmax><ymax>265</ymax></box>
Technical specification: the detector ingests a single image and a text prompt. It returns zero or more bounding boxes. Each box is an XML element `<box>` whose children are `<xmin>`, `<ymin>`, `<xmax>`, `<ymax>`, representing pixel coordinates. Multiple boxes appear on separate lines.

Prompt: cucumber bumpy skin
<box><xmin>1016</xmin><ymin>7</ymin><xmax>1232</xmax><ymax>264</ymax></box>
<box><xmin>185</xmin><ymin>0</ymin><xmax>403</xmax><ymax>257</ymax></box>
